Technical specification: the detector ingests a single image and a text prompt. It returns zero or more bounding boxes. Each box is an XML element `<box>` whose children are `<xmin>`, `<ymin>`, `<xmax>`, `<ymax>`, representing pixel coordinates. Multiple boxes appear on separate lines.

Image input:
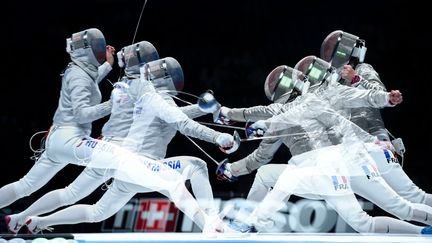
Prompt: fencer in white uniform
<box><xmin>217</xmin><ymin>58</ymin><xmax>432</xmax><ymax>234</ymax></box>
<box><xmin>0</xmin><ymin>28</ymin><xmax>115</xmax><ymax>211</ymax></box>
<box><xmin>23</xmin><ymin>57</ymin><xmax>235</xmax><ymax>234</ymax></box>
<box><xmin>246</xmin><ymin>102</ymin><xmax>431</xmax><ymax>234</ymax></box>
<box><xmin>5</xmin><ymin>40</ymin><xmax>160</xmax><ymax>234</ymax></box>
<box><xmin>320</xmin><ymin>30</ymin><xmax>432</xmax><ymax>207</ymax></box>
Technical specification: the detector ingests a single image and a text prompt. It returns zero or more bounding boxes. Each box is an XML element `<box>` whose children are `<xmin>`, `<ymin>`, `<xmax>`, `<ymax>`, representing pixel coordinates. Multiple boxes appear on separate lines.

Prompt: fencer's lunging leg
<box><xmin>30</xmin><ymin>171</ymin><xmax>213</xmax><ymax>232</ymax></box>
<box><xmin>247</xmin><ymin>164</ymin><xmax>285</xmax><ymax>202</ymax></box>
<box><xmin>324</xmin><ymin>195</ymin><xmax>425</xmax><ymax>233</ymax></box>
<box><xmin>177</xmin><ymin>156</ymin><xmax>218</xmax><ymax>216</ymax></box>
<box><xmin>10</xmin><ymin>167</ymin><xmax>108</xmax><ymax>226</ymax></box>
<box><xmin>29</xmin><ymin>180</ymin><xmax>136</xmax><ymax>229</ymax></box>
<box><xmin>372</xmin><ymin>148</ymin><xmax>432</xmax><ymax>206</ymax></box>
<box><xmin>351</xmin><ymin>176</ymin><xmax>432</xmax><ymax>226</ymax></box>
<box><xmin>163</xmin><ymin>175</ymin><xmax>210</xmax><ymax>229</ymax></box>
<box><xmin>0</xmin><ymin>152</ymin><xmax>67</xmax><ymax>209</ymax></box>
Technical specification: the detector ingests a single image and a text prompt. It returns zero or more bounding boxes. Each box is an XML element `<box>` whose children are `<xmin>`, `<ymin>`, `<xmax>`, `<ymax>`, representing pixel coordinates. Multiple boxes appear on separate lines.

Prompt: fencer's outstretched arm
<box><xmin>221</xmin><ymin>79</ymin><xmax>396</xmax><ymax>123</ymax></box>
<box><xmin>228</xmin><ymin>98</ymin><xmax>315</xmax><ymax>176</ymax></box>
<box><xmin>179</xmin><ymin>104</ymin><xmax>209</xmax><ymax>119</ymax></box>
<box><xmin>143</xmin><ymin>92</ymin><xmax>229</xmax><ymax>145</ymax></box>
<box><xmin>223</xmin><ymin>103</ymin><xmax>284</xmax><ymax>122</ymax></box>
<box><xmin>229</xmin><ymin>126</ymin><xmax>284</xmax><ymax>176</ymax></box>
<box><xmin>324</xmin><ymin>82</ymin><xmax>401</xmax><ymax>109</ymax></box>
<box><xmin>159</xmin><ymin>93</ymin><xmax>209</xmax><ymax>119</ymax></box>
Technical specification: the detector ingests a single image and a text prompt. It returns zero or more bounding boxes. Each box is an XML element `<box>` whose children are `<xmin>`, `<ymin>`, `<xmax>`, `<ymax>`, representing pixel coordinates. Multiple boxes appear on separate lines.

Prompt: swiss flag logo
<box><xmin>134</xmin><ymin>199</ymin><xmax>179</xmax><ymax>232</ymax></box>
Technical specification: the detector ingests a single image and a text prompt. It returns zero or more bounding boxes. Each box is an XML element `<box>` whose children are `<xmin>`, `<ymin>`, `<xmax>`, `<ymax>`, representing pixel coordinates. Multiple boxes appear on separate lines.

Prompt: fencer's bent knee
<box><xmin>113</xmin><ymin>180</ymin><xmax>135</xmax><ymax>193</ymax></box>
<box><xmin>190</xmin><ymin>158</ymin><xmax>208</xmax><ymax>173</ymax></box>
<box><xmin>256</xmin><ymin>165</ymin><xmax>275</xmax><ymax>182</ymax></box>
<box><xmin>15</xmin><ymin>178</ymin><xmax>34</xmax><ymax>198</ymax></box>
<box><xmin>84</xmin><ymin>166</ymin><xmax>105</xmax><ymax>177</ymax></box>
<box><xmin>255</xmin><ymin>164</ymin><xmax>283</xmax><ymax>185</ymax></box>
<box><xmin>59</xmin><ymin>186</ymin><xmax>81</xmax><ymax>206</ymax></box>
<box><xmin>341</xmin><ymin>209</ymin><xmax>375</xmax><ymax>233</ymax></box>
<box><xmin>165</xmin><ymin>179</ymin><xmax>188</xmax><ymax>202</ymax></box>
<box><xmin>88</xmin><ymin>203</ymin><xmax>110</xmax><ymax>222</ymax></box>
<box><xmin>88</xmin><ymin>182</ymin><xmax>130</xmax><ymax>223</ymax></box>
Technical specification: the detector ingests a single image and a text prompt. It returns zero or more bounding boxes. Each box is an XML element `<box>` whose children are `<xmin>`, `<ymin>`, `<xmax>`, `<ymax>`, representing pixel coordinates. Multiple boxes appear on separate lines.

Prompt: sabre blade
<box><xmin>184</xmin><ymin>135</ymin><xmax>224</xmax><ymax>166</ymax></box>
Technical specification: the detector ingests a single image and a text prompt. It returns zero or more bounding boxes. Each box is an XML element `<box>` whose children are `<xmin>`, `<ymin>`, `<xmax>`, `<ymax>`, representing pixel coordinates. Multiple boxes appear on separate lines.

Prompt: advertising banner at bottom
<box><xmin>101</xmin><ymin>196</ymin><xmax>374</xmax><ymax>233</ymax></box>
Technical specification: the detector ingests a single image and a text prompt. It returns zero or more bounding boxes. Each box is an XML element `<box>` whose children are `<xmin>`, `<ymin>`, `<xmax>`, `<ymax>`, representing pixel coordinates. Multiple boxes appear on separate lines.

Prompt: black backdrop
<box><xmin>1</xmin><ymin>0</ymin><xmax>431</xmax><ymax>232</ymax></box>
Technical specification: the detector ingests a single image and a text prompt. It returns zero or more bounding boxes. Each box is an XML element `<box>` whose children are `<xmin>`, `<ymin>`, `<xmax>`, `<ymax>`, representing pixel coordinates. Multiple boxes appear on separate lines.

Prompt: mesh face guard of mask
<box><xmin>142</xmin><ymin>57</ymin><xmax>184</xmax><ymax>95</ymax></box>
<box><xmin>117</xmin><ymin>41</ymin><xmax>159</xmax><ymax>68</ymax></box>
<box><xmin>264</xmin><ymin>65</ymin><xmax>307</xmax><ymax>103</ymax></box>
<box><xmin>294</xmin><ymin>55</ymin><xmax>336</xmax><ymax>90</ymax></box>
<box><xmin>66</xmin><ymin>28</ymin><xmax>107</xmax><ymax>65</ymax></box>
<box><xmin>320</xmin><ymin>30</ymin><xmax>367</xmax><ymax>68</ymax></box>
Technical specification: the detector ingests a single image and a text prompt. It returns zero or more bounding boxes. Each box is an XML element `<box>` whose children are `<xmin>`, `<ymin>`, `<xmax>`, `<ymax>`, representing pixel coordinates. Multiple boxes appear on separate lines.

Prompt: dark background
<box><xmin>1</xmin><ymin>0</ymin><xmax>431</xmax><ymax>233</ymax></box>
